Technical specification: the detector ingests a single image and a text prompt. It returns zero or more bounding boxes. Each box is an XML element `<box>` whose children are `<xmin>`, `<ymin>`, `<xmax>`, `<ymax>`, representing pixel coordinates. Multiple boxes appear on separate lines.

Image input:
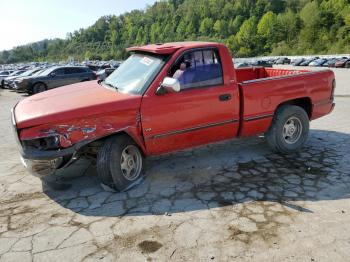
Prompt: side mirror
<box><xmin>156</xmin><ymin>77</ymin><xmax>180</xmax><ymax>95</ymax></box>
<box><xmin>50</xmin><ymin>72</ymin><xmax>56</xmax><ymax>77</ymax></box>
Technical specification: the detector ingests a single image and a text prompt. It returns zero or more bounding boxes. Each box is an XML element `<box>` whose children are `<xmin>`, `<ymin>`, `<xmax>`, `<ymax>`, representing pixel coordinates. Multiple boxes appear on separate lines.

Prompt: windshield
<box><xmin>9</xmin><ymin>70</ymin><xmax>24</xmax><ymax>76</ymax></box>
<box><xmin>104</xmin><ymin>53</ymin><xmax>166</xmax><ymax>94</ymax></box>
<box><xmin>32</xmin><ymin>69</ymin><xmax>45</xmax><ymax>76</ymax></box>
<box><xmin>20</xmin><ymin>69</ymin><xmax>38</xmax><ymax>77</ymax></box>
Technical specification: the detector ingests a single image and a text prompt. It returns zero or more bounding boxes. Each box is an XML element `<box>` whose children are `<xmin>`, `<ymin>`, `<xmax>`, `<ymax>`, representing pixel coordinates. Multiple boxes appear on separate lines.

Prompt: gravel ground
<box><xmin>0</xmin><ymin>67</ymin><xmax>349</xmax><ymax>261</ymax></box>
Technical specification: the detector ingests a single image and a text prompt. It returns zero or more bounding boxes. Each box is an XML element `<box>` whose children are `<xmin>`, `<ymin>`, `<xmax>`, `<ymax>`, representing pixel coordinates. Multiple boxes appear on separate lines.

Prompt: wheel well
<box><xmin>100</xmin><ymin>132</ymin><xmax>131</xmax><ymax>142</ymax></box>
<box><xmin>276</xmin><ymin>97</ymin><xmax>312</xmax><ymax>119</ymax></box>
<box><xmin>82</xmin><ymin>131</ymin><xmax>144</xmax><ymax>157</ymax></box>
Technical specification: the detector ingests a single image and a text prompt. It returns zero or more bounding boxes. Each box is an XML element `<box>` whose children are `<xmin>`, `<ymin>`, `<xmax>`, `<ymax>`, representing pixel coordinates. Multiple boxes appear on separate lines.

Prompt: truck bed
<box><xmin>235</xmin><ymin>67</ymin><xmax>309</xmax><ymax>83</ymax></box>
<box><xmin>236</xmin><ymin>68</ymin><xmax>335</xmax><ymax>137</ymax></box>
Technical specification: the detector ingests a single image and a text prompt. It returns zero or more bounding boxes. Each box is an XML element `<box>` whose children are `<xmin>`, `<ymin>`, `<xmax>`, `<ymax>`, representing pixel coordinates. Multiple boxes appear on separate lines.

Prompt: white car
<box><xmin>1</xmin><ymin>70</ymin><xmax>25</xmax><ymax>88</ymax></box>
<box><xmin>0</xmin><ymin>70</ymin><xmax>14</xmax><ymax>87</ymax></box>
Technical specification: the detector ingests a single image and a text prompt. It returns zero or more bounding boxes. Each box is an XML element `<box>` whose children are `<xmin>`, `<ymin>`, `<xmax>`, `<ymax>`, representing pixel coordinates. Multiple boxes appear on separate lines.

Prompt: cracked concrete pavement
<box><xmin>0</xmin><ymin>67</ymin><xmax>350</xmax><ymax>261</ymax></box>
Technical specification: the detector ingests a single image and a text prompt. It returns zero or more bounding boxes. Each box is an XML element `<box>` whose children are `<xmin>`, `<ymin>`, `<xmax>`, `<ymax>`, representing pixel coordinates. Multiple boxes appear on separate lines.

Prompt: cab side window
<box><xmin>53</xmin><ymin>69</ymin><xmax>65</xmax><ymax>76</ymax></box>
<box><xmin>70</xmin><ymin>68</ymin><xmax>85</xmax><ymax>74</ymax></box>
<box><xmin>64</xmin><ymin>68</ymin><xmax>76</xmax><ymax>75</ymax></box>
<box><xmin>170</xmin><ymin>49</ymin><xmax>223</xmax><ymax>90</ymax></box>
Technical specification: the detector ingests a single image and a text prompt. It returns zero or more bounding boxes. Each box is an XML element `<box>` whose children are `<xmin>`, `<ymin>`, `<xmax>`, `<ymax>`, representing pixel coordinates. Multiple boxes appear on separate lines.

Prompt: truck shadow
<box><xmin>43</xmin><ymin>129</ymin><xmax>350</xmax><ymax>219</ymax></box>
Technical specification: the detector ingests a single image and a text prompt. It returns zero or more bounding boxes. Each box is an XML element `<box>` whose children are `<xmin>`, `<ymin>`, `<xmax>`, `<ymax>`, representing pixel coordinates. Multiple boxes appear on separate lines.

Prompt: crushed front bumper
<box><xmin>11</xmin><ymin>106</ymin><xmax>79</xmax><ymax>177</ymax></box>
<box><xmin>20</xmin><ymin>157</ymin><xmax>64</xmax><ymax>178</ymax></box>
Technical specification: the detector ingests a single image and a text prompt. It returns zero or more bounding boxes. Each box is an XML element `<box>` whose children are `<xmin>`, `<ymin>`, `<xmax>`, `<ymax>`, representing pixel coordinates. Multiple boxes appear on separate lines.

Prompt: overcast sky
<box><xmin>0</xmin><ymin>0</ymin><xmax>157</xmax><ymax>51</ymax></box>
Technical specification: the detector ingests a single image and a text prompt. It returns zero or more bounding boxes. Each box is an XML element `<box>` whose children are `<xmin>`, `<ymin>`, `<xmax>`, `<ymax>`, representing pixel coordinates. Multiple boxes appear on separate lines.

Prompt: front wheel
<box><xmin>97</xmin><ymin>135</ymin><xmax>144</xmax><ymax>191</ymax></box>
<box><xmin>32</xmin><ymin>83</ymin><xmax>47</xmax><ymax>94</ymax></box>
<box><xmin>266</xmin><ymin>105</ymin><xmax>309</xmax><ymax>154</ymax></box>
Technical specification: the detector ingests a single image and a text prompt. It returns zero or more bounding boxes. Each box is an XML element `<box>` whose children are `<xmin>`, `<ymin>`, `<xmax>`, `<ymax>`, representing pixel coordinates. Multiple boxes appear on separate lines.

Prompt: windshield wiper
<box><xmin>102</xmin><ymin>81</ymin><xmax>118</xmax><ymax>90</ymax></box>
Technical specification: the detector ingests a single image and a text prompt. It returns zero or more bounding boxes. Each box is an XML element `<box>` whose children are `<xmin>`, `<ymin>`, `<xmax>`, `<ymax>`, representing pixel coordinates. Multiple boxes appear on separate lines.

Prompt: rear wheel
<box><xmin>97</xmin><ymin>135</ymin><xmax>144</xmax><ymax>191</ymax></box>
<box><xmin>32</xmin><ymin>83</ymin><xmax>47</xmax><ymax>94</ymax></box>
<box><xmin>266</xmin><ymin>105</ymin><xmax>309</xmax><ymax>154</ymax></box>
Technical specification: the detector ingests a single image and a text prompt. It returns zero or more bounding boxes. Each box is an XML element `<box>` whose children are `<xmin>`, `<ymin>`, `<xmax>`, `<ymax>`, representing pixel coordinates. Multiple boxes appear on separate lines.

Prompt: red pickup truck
<box><xmin>12</xmin><ymin>42</ymin><xmax>335</xmax><ymax>191</ymax></box>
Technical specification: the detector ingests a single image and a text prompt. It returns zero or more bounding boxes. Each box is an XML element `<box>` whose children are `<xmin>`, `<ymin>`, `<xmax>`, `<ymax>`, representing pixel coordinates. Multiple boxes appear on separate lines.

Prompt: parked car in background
<box><xmin>15</xmin><ymin>66</ymin><xmax>96</xmax><ymax>94</ymax></box>
<box><xmin>335</xmin><ymin>58</ymin><xmax>350</xmax><ymax>68</ymax></box>
<box><xmin>322</xmin><ymin>58</ymin><xmax>337</xmax><ymax>67</ymax></box>
<box><xmin>0</xmin><ymin>70</ymin><xmax>12</xmax><ymax>75</ymax></box>
<box><xmin>300</xmin><ymin>57</ymin><xmax>318</xmax><ymax>66</ymax></box>
<box><xmin>271</xmin><ymin>58</ymin><xmax>279</xmax><ymax>64</ymax></box>
<box><xmin>86</xmin><ymin>64</ymin><xmax>100</xmax><ymax>72</ymax></box>
<box><xmin>96</xmin><ymin>68</ymin><xmax>117</xmax><ymax>80</ymax></box>
<box><xmin>345</xmin><ymin>60</ymin><xmax>350</xmax><ymax>68</ymax></box>
<box><xmin>308</xmin><ymin>58</ymin><xmax>328</xmax><ymax>67</ymax></box>
<box><xmin>5</xmin><ymin>68</ymin><xmax>42</xmax><ymax>89</ymax></box>
<box><xmin>275</xmin><ymin>57</ymin><xmax>291</xmax><ymax>64</ymax></box>
<box><xmin>0</xmin><ymin>70</ymin><xmax>14</xmax><ymax>87</ymax></box>
<box><xmin>291</xmin><ymin>58</ymin><xmax>305</xmax><ymax>66</ymax></box>
<box><xmin>330</xmin><ymin>57</ymin><xmax>347</xmax><ymax>67</ymax></box>
<box><xmin>250</xmin><ymin>60</ymin><xmax>273</xmax><ymax>67</ymax></box>
<box><xmin>1</xmin><ymin>70</ymin><xmax>26</xmax><ymax>88</ymax></box>
<box><xmin>234</xmin><ymin>62</ymin><xmax>250</xmax><ymax>68</ymax></box>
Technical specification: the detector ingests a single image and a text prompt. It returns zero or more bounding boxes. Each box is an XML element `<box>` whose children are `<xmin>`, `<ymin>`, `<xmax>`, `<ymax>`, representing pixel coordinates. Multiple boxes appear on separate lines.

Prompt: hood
<box><xmin>5</xmin><ymin>75</ymin><xmax>20</xmax><ymax>81</ymax></box>
<box><xmin>15</xmin><ymin>80</ymin><xmax>142</xmax><ymax>129</ymax></box>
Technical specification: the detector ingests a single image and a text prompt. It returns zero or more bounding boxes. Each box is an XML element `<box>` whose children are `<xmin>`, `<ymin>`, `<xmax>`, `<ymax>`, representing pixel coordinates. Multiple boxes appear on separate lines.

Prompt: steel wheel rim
<box><xmin>120</xmin><ymin>145</ymin><xmax>142</xmax><ymax>181</ymax></box>
<box><xmin>283</xmin><ymin>116</ymin><xmax>303</xmax><ymax>144</ymax></box>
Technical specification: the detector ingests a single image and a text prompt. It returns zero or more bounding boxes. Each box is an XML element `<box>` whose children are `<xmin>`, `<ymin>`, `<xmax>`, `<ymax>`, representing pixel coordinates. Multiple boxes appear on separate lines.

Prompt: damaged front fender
<box><xmin>18</xmin><ymin>111</ymin><xmax>147</xmax><ymax>158</ymax></box>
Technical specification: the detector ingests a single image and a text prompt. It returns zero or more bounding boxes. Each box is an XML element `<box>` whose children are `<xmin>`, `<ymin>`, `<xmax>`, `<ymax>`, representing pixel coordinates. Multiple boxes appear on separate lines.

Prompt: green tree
<box><xmin>213</xmin><ymin>20</ymin><xmax>228</xmax><ymax>38</ymax></box>
<box><xmin>235</xmin><ymin>16</ymin><xmax>259</xmax><ymax>57</ymax></box>
<box><xmin>276</xmin><ymin>10</ymin><xmax>300</xmax><ymax>44</ymax></box>
<box><xmin>176</xmin><ymin>20</ymin><xmax>187</xmax><ymax>39</ymax></box>
<box><xmin>257</xmin><ymin>11</ymin><xmax>278</xmax><ymax>52</ymax></box>
<box><xmin>228</xmin><ymin>16</ymin><xmax>244</xmax><ymax>35</ymax></box>
<box><xmin>199</xmin><ymin>18</ymin><xmax>213</xmax><ymax>36</ymax></box>
<box><xmin>299</xmin><ymin>1</ymin><xmax>322</xmax><ymax>52</ymax></box>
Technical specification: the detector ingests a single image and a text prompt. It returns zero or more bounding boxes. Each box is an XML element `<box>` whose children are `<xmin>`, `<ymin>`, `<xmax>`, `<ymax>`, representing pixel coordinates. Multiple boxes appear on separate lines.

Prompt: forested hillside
<box><xmin>1</xmin><ymin>0</ymin><xmax>349</xmax><ymax>63</ymax></box>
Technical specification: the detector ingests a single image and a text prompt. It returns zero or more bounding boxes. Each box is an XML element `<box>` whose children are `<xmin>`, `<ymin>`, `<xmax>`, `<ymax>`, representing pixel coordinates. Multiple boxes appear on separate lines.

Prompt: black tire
<box><xmin>266</xmin><ymin>105</ymin><xmax>309</xmax><ymax>154</ymax></box>
<box><xmin>32</xmin><ymin>82</ymin><xmax>47</xmax><ymax>94</ymax></box>
<box><xmin>97</xmin><ymin>135</ymin><xmax>143</xmax><ymax>191</ymax></box>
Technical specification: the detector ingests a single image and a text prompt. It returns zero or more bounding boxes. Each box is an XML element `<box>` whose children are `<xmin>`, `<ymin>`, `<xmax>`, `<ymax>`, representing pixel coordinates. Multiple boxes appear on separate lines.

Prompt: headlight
<box><xmin>18</xmin><ymin>78</ymin><xmax>28</xmax><ymax>84</ymax></box>
<box><xmin>16</xmin><ymin>79</ymin><xmax>23</xmax><ymax>84</ymax></box>
<box><xmin>23</xmin><ymin>136</ymin><xmax>61</xmax><ymax>150</ymax></box>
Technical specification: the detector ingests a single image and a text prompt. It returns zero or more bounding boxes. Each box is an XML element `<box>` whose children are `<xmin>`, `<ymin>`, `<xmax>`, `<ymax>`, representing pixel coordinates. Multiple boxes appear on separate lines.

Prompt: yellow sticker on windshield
<box><xmin>140</xmin><ymin>57</ymin><xmax>154</xmax><ymax>66</ymax></box>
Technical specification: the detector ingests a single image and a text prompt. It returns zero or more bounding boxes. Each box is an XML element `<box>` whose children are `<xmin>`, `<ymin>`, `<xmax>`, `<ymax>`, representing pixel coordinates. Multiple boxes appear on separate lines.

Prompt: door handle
<box><xmin>219</xmin><ymin>94</ymin><xmax>232</xmax><ymax>101</ymax></box>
